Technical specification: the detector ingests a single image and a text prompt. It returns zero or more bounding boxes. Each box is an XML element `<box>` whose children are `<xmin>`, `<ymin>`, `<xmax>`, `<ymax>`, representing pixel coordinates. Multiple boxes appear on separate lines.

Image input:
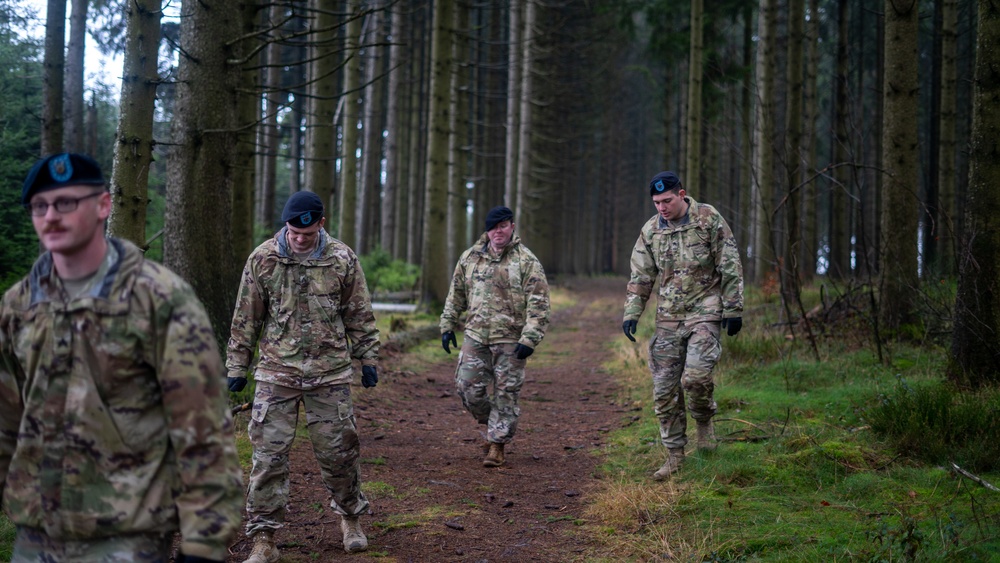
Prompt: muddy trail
<box><xmin>226</xmin><ymin>277</ymin><xmax>630</xmax><ymax>562</ymax></box>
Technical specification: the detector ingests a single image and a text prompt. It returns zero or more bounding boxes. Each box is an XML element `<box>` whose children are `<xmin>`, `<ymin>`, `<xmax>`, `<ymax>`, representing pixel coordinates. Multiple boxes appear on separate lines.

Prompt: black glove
<box><xmin>227</xmin><ymin>376</ymin><xmax>247</xmax><ymax>392</ymax></box>
<box><xmin>361</xmin><ymin>365</ymin><xmax>378</xmax><ymax>388</ymax></box>
<box><xmin>722</xmin><ymin>317</ymin><xmax>743</xmax><ymax>336</ymax></box>
<box><xmin>514</xmin><ymin>343</ymin><xmax>534</xmax><ymax>360</ymax></box>
<box><xmin>442</xmin><ymin>331</ymin><xmax>457</xmax><ymax>354</ymax></box>
<box><xmin>175</xmin><ymin>555</ymin><xmax>224</xmax><ymax>563</ymax></box>
<box><xmin>622</xmin><ymin>319</ymin><xmax>638</xmax><ymax>342</ymax></box>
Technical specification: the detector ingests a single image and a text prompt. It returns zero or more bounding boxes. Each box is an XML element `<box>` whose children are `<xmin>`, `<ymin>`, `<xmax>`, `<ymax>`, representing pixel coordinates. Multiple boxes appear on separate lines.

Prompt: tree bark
<box><xmin>685</xmin><ymin>0</ymin><xmax>704</xmax><ymax>194</ymax></box>
<box><xmin>108</xmin><ymin>0</ymin><xmax>162</xmax><ymax>248</ymax></box>
<box><xmin>305</xmin><ymin>0</ymin><xmax>338</xmax><ymax>229</ymax></box>
<box><xmin>359</xmin><ymin>1</ymin><xmax>386</xmax><ymax>253</ymax></box>
<box><xmin>63</xmin><ymin>0</ymin><xmax>87</xmax><ymax>152</ymax></box>
<box><xmin>41</xmin><ymin>0</ymin><xmax>67</xmax><ymax>154</ymax></box>
<box><xmin>753</xmin><ymin>0</ymin><xmax>776</xmax><ymax>281</ymax></box>
<box><xmin>164</xmin><ymin>0</ymin><xmax>243</xmax><ymax>350</ymax></box>
<box><xmin>339</xmin><ymin>0</ymin><xmax>363</xmax><ymax>247</ymax></box>
<box><xmin>949</xmin><ymin>0</ymin><xmax>1000</xmax><ymax>387</ymax></box>
<box><xmin>503</xmin><ymin>0</ymin><xmax>522</xmax><ymax>210</ymax></box>
<box><xmin>937</xmin><ymin>0</ymin><xmax>959</xmax><ymax>276</ymax></box>
<box><xmin>879</xmin><ymin>0</ymin><xmax>920</xmax><ymax>332</ymax></box>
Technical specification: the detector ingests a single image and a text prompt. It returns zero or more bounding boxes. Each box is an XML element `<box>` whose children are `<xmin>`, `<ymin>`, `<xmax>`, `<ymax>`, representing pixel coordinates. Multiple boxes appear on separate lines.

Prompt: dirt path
<box><xmin>227</xmin><ymin>278</ymin><xmax>628</xmax><ymax>562</ymax></box>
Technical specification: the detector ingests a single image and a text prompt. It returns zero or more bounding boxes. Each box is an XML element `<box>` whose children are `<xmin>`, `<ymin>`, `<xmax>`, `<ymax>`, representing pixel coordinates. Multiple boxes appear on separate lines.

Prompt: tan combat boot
<box><xmin>341</xmin><ymin>515</ymin><xmax>369</xmax><ymax>553</ymax></box>
<box><xmin>652</xmin><ymin>448</ymin><xmax>685</xmax><ymax>481</ymax></box>
<box><xmin>483</xmin><ymin>442</ymin><xmax>505</xmax><ymax>467</ymax></box>
<box><xmin>242</xmin><ymin>531</ymin><xmax>280</xmax><ymax>563</ymax></box>
<box><xmin>696</xmin><ymin>420</ymin><xmax>717</xmax><ymax>451</ymax></box>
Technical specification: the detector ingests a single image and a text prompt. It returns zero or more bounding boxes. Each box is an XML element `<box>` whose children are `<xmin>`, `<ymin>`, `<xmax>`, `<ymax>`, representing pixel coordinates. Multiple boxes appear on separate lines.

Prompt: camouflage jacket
<box><xmin>227</xmin><ymin>227</ymin><xmax>380</xmax><ymax>389</ymax></box>
<box><xmin>440</xmin><ymin>233</ymin><xmax>550</xmax><ymax>348</ymax></box>
<box><xmin>0</xmin><ymin>238</ymin><xmax>243</xmax><ymax>561</ymax></box>
<box><xmin>624</xmin><ymin>198</ymin><xmax>744</xmax><ymax>325</ymax></box>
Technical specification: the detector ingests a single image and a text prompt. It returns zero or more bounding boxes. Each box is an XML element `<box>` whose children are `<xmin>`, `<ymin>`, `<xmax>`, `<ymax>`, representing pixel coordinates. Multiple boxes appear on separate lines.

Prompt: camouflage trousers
<box><xmin>11</xmin><ymin>527</ymin><xmax>171</xmax><ymax>562</ymax></box>
<box><xmin>245</xmin><ymin>382</ymin><xmax>369</xmax><ymax>537</ymax></box>
<box><xmin>455</xmin><ymin>339</ymin><xmax>526</xmax><ymax>444</ymax></box>
<box><xmin>648</xmin><ymin>321</ymin><xmax>722</xmax><ymax>450</ymax></box>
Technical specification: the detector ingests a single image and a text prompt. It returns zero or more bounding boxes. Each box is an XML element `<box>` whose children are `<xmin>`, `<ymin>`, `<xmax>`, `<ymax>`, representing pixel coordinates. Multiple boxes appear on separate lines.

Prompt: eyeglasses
<box><xmin>24</xmin><ymin>191</ymin><xmax>104</xmax><ymax>217</ymax></box>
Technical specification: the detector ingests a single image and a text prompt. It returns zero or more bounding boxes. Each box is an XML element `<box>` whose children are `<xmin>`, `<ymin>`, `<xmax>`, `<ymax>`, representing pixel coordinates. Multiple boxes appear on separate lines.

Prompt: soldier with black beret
<box><xmin>0</xmin><ymin>153</ymin><xmax>244</xmax><ymax>562</ymax></box>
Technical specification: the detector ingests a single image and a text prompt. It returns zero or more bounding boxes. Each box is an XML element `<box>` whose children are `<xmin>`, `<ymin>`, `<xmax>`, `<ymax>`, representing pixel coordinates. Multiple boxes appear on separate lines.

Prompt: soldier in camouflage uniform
<box><xmin>226</xmin><ymin>190</ymin><xmax>380</xmax><ymax>562</ymax></box>
<box><xmin>440</xmin><ymin>206</ymin><xmax>550</xmax><ymax>468</ymax></box>
<box><xmin>0</xmin><ymin>153</ymin><xmax>243</xmax><ymax>563</ymax></box>
<box><xmin>622</xmin><ymin>171</ymin><xmax>744</xmax><ymax>481</ymax></box>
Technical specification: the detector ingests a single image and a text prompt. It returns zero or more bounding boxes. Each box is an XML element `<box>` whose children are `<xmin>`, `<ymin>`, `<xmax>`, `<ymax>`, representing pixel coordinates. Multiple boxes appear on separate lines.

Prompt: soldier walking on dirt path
<box><xmin>0</xmin><ymin>153</ymin><xmax>244</xmax><ymax>563</ymax></box>
<box><xmin>440</xmin><ymin>206</ymin><xmax>551</xmax><ymax>468</ymax></box>
<box><xmin>622</xmin><ymin>171</ymin><xmax>744</xmax><ymax>481</ymax></box>
<box><xmin>227</xmin><ymin>191</ymin><xmax>381</xmax><ymax>562</ymax></box>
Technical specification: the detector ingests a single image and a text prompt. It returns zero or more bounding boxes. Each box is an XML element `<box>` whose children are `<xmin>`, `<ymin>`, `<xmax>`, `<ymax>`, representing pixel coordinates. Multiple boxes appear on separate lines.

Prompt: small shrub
<box><xmin>360</xmin><ymin>247</ymin><xmax>420</xmax><ymax>293</ymax></box>
<box><xmin>865</xmin><ymin>377</ymin><xmax>1000</xmax><ymax>472</ymax></box>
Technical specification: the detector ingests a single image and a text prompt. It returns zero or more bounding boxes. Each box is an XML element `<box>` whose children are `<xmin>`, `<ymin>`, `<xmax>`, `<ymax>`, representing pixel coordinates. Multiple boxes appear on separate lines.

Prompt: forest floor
<box><xmin>225</xmin><ymin>277</ymin><xmax>630</xmax><ymax>563</ymax></box>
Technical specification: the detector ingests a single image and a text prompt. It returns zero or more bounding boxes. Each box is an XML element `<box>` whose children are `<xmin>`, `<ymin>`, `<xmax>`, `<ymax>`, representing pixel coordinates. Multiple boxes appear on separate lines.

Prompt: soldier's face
<box><xmin>286</xmin><ymin>218</ymin><xmax>325</xmax><ymax>254</ymax></box>
<box><xmin>30</xmin><ymin>185</ymin><xmax>110</xmax><ymax>258</ymax></box>
<box><xmin>652</xmin><ymin>189</ymin><xmax>688</xmax><ymax>222</ymax></box>
<box><xmin>488</xmin><ymin>220</ymin><xmax>515</xmax><ymax>250</ymax></box>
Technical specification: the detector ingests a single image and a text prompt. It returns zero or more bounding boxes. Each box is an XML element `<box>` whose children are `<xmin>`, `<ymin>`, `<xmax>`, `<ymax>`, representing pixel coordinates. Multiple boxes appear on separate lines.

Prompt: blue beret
<box><xmin>281</xmin><ymin>191</ymin><xmax>324</xmax><ymax>228</ymax></box>
<box><xmin>22</xmin><ymin>153</ymin><xmax>106</xmax><ymax>204</ymax></box>
<box><xmin>484</xmin><ymin>206</ymin><xmax>514</xmax><ymax>231</ymax></box>
<box><xmin>649</xmin><ymin>171</ymin><xmax>681</xmax><ymax>196</ymax></box>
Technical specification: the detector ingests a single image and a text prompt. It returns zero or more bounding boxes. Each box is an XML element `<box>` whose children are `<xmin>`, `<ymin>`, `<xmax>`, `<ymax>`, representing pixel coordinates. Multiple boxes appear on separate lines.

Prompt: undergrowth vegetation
<box><xmin>585</xmin><ymin>283</ymin><xmax>1000</xmax><ymax>562</ymax></box>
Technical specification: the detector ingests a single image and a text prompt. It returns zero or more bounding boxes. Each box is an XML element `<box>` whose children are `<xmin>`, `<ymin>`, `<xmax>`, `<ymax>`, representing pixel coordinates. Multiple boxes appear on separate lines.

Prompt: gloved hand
<box><xmin>514</xmin><ymin>343</ymin><xmax>534</xmax><ymax>360</ymax></box>
<box><xmin>361</xmin><ymin>365</ymin><xmax>378</xmax><ymax>388</ymax></box>
<box><xmin>622</xmin><ymin>319</ymin><xmax>638</xmax><ymax>342</ymax></box>
<box><xmin>721</xmin><ymin>317</ymin><xmax>743</xmax><ymax>336</ymax></box>
<box><xmin>442</xmin><ymin>331</ymin><xmax>457</xmax><ymax>354</ymax></box>
<box><xmin>227</xmin><ymin>376</ymin><xmax>247</xmax><ymax>392</ymax></box>
<box><xmin>175</xmin><ymin>554</ymin><xmax>224</xmax><ymax>563</ymax></box>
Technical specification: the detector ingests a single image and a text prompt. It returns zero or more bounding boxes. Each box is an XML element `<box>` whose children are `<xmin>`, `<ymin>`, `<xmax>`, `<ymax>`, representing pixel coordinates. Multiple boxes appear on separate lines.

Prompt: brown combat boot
<box><xmin>652</xmin><ymin>448</ymin><xmax>685</xmax><ymax>481</ymax></box>
<box><xmin>483</xmin><ymin>442</ymin><xmax>505</xmax><ymax>467</ymax></box>
<box><xmin>242</xmin><ymin>531</ymin><xmax>280</xmax><ymax>563</ymax></box>
<box><xmin>696</xmin><ymin>420</ymin><xmax>717</xmax><ymax>451</ymax></box>
<box><xmin>341</xmin><ymin>515</ymin><xmax>369</xmax><ymax>553</ymax></box>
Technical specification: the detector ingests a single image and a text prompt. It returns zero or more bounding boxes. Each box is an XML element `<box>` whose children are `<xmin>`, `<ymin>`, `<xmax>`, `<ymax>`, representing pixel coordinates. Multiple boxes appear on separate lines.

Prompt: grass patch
<box><xmin>362</xmin><ymin>481</ymin><xmax>398</xmax><ymax>500</ymax></box>
<box><xmin>588</xmin><ymin>286</ymin><xmax>1000</xmax><ymax>562</ymax></box>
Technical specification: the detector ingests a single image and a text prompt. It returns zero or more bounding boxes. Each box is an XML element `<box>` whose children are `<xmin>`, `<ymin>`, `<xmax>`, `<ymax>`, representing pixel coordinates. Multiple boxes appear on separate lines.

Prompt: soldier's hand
<box><xmin>622</xmin><ymin>320</ymin><xmax>638</xmax><ymax>342</ymax></box>
<box><xmin>514</xmin><ymin>343</ymin><xmax>534</xmax><ymax>360</ymax></box>
<box><xmin>442</xmin><ymin>331</ymin><xmax>457</xmax><ymax>353</ymax></box>
<box><xmin>722</xmin><ymin>317</ymin><xmax>743</xmax><ymax>336</ymax></box>
<box><xmin>175</xmin><ymin>554</ymin><xmax>224</xmax><ymax>563</ymax></box>
<box><xmin>227</xmin><ymin>376</ymin><xmax>247</xmax><ymax>392</ymax></box>
<box><xmin>362</xmin><ymin>365</ymin><xmax>378</xmax><ymax>388</ymax></box>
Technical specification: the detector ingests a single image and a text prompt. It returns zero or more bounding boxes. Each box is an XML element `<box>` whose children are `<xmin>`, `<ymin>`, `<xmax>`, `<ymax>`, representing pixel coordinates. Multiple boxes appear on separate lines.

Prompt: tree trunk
<box><xmin>740</xmin><ymin>2</ymin><xmax>754</xmax><ymax>281</ymax></box>
<box><xmin>879</xmin><ymin>0</ymin><xmax>920</xmax><ymax>332</ymax></box>
<box><xmin>232</xmin><ymin>0</ymin><xmax>261</xmax><ymax>263</ymax></box>
<box><xmin>41</xmin><ymin>0</ymin><xmax>67</xmax><ymax>154</ymax></box>
<box><xmin>504</xmin><ymin>0</ymin><xmax>522</xmax><ymax>209</ymax></box>
<box><xmin>63</xmin><ymin>0</ymin><xmax>87</xmax><ymax>152</ymax></box>
<box><xmin>305</xmin><ymin>0</ymin><xmax>338</xmax><ymax>230</ymax></box>
<box><xmin>339</xmin><ymin>0</ymin><xmax>363</xmax><ymax>247</ymax></box>
<box><xmin>383</xmin><ymin>0</ymin><xmax>405</xmax><ymax>257</ymax></box>
<box><xmin>260</xmin><ymin>4</ymin><xmax>284</xmax><ymax>233</ymax></box>
<box><xmin>783</xmin><ymin>0</ymin><xmax>804</xmax><ymax>310</ymax></box>
<box><xmin>938</xmin><ymin>0</ymin><xmax>959</xmax><ymax>276</ymax></box>
<box><xmin>164</xmin><ymin>0</ymin><xmax>242</xmax><ymax>350</ymax></box>
<box><xmin>420</xmin><ymin>0</ymin><xmax>455</xmax><ymax>305</ymax></box>
<box><xmin>447</xmin><ymin>0</ymin><xmax>470</xmax><ymax>266</ymax></box>
<box><xmin>802</xmin><ymin>0</ymin><xmax>819</xmax><ymax>280</ymax></box>
<box><xmin>685</xmin><ymin>0</ymin><xmax>704</xmax><ymax>194</ymax></box>
<box><xmin>514</xmin><ymin>0</ymin><xmax>535</xmax><ymax>228</ymax></box>
<box><xmin>360</xmin><ymin>2</ymin><xmax>386</xmax><ymax>253</ymax></box>
<box><xmin>108</xmin><ymin>0</ymin><xmax>161</xmax><ymax>248</ymax></box>
<box><xmin>948</xmin><ymin>0</ymin><xmax>1000</xmax><ymax>387</ymax></box>
<box><xmin>830</xmin><ymin>0</ymin><xmax>851</xmax><ymax>280</ymax></box>
<box><xmin>753</xmin><ymin>0</ymin><xmax>776</xmax><ymax>280</ymax></box>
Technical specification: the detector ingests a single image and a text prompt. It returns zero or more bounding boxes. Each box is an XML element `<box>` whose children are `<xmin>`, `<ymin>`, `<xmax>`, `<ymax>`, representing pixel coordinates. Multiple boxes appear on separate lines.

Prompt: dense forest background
<box><xmin>1</xmin><ymin>0</ymin><xmax>998</xmax><ymax>385</ymax></box>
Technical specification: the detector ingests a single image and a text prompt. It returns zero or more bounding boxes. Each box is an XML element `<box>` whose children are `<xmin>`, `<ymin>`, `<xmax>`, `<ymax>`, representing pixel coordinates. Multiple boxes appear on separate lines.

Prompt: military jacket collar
<box><xmin>652</xmin><ymin>197</ymin><xmax>704</xmax><ymax>233</ymax></box>
<box><xmin>475</xmin><ymin>233</ymin><xmax>521</xmax><ymax>260</ymax></box>
<box><xmin>26</xmin><ymin>237</ymin><xmax>138</xmax><ymax>314</ymax></box>
<box><xmin>274</xmin><ymin>226</ymin><xmax>333</xmax><ymax>263</ymax></box>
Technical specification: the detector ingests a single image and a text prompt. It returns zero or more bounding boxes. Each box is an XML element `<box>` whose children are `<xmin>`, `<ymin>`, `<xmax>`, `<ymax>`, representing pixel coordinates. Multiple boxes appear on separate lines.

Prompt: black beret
<box><xmin>22</xmin><ymin>153</ymin><xmax>106</xmax><ymax>204</ymax></box>
<box><xmin>281</xmin><ymin>191</ymin><xmax>324</xmax><ymax>228</ymax></box>
<box><xmin>649</xmin><ymin>171</ymin><xmax>682</xmax><ymax>196</ymax></box>
<box><xmin>484</xmin><ymin>206</ymin><xmax>514</xmax><ymax>232</ymax></box>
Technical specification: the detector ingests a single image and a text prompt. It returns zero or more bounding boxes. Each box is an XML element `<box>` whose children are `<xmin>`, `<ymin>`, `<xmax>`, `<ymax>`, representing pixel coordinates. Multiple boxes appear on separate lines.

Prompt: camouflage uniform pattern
<box><xmin>227</xmin><ymin>227</ymin><xmax>380</xmax><ymax>389</ymax></box>
<box><xmin>623</xmin><ymin>198</ymin><xmax>744</xmax><ymax>325</ymax></box>
<box><xmin>649</xmin><ymin>321</ymin><xmax>721</xmax><ymax>449</ymax></box>
<box><xmin>244</xmin><ymin>382</ymin><xmax>368</xmax><ymax>537</ymax></box>
<box><xmin>12</xmin><ymin>527</ymin><xmax>171</xmax><ymax>562</ymax></box>
<box><xmin>454</xmin><ymin>340</ymin><xmax>525</xmax><ymax>444</ymax></box>
<box><xmin>440</xmin><ymin>233</ymin><xmax>550</xmax><ymax>348</ymax></box>
<box><xmin>0</xmin><ymin>238</ymin><xmax>244</xmax><ymax>562</ymax></box>
<box><xmin>227</xmin><ymin>227</ymin><xmax>378</xmax><ymax>536</ymax></box>
<box><xmin>440</xmin><ymin>233</ymin><xmax>550</xmax><ymax>442</ymax></box>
